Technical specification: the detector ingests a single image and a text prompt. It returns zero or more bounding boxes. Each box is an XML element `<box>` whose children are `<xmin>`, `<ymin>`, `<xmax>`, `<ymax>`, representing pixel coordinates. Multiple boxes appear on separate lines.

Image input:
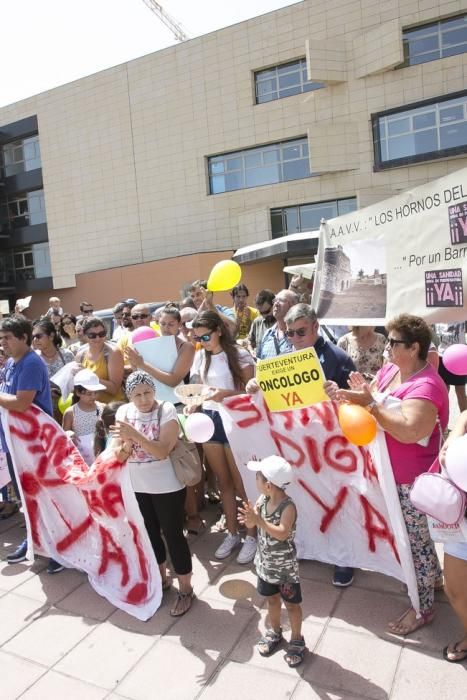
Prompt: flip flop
<box><xmin>443</xmin><ymin>642</ymin><xmax>467</xmax><ymax>663</ymax></box>
<box><xmin>387</xmin><ymin>607</ymin><xmax>435</xmax><ymax>636</ymax></box>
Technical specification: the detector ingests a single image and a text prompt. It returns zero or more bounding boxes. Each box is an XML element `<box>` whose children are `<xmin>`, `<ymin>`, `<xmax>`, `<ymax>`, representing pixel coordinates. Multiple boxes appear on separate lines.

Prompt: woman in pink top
<box><xmin>337</xmin><ymin>314</ymin><xmax>449</xmax><ymax>636</ymax></box>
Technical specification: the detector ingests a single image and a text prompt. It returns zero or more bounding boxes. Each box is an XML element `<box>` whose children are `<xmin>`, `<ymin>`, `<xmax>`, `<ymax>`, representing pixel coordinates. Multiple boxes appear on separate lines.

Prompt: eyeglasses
<box><xmin>388</xmin><ymin>337</ymin><xmax>408</xmax><ymax>348</ymax></box>
<box><xmin>259</xmin><ymin>307</ymin><xmax>273</xmax><ymax>316</ymax></box>
<box><xmin>131</xmin><ymin>313</ymin><xmax>149</xmax><ymax>320</ymax></box>
<box><xmin>122</xmin><ymin>312</ymin><xmax>131</xmax><ymax>317</ymax></box>
<box><xmin>32</xmin><ymin>333</ymin><xmax>46</xmax><ymax>340</ymax></box>
<box><xmin>286</xmin><ymin>328</ymin><xmax>308</xmax><ymax>338</ymax></box>
<box><xmin>193</xmin><ymin>331</ymin><xmax>214</xmax><ymax>343</ymax></box>
<box><xmin>86</xmin><ymin>330</ymin><xmax>106</xmax><ymax>339</ymax></box>
<box><xmin>82</xmin><ymin>309</ymin><xmax>93</xmax><ymax>315</ymax></box>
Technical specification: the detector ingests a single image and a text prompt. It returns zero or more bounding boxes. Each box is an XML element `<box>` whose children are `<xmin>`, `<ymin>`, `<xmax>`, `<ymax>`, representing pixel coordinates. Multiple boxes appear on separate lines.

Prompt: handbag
<box><xmin>157</xmin><ymin>403</ymin><xmax>202</xmax><ymax>487</ymax></box>
<box><xmin>410</xmin><ymin>458</ymin><xmax>467</xmax><ymax>526</ymax></box>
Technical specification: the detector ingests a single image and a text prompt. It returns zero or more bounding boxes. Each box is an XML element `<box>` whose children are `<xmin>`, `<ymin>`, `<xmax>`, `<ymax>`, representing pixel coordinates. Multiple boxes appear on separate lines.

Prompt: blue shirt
<box><xmin>0</xmin><ymin>350</ymin><xmax>53</xmax><ymax>452</ymax></box>
<box><xmin>257</xmin><ymin>324</ymin><xmax>293</xmax><ymax>360</ymax></box>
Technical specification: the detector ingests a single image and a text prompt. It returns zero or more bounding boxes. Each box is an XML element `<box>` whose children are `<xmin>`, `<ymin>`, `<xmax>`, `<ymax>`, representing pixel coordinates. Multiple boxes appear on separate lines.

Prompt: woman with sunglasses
<box><xmin>59</xmin><ymin>314</ymin><xmax>79</xmax><ymax>349</ymax></box>
<box><xmin>336</xmin><ymin>314</ymin><xmax>449</xmax><ymax>636</ymax></box>
<box><xmin>76</xmin><ymin>317</ymin><xmax>125</xmax><ymax>403</ymax></box>
<box><xmin>189</xmin><ymin>310</ymin><xmax>256</xmax><ymax>563</ymax></box>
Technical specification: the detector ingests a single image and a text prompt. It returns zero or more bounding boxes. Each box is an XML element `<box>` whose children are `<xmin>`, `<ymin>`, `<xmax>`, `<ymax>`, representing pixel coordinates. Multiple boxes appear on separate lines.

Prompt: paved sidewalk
<box><xmin>0</xmin><ymin>505</ymin><xmax>466</xmax><ymax>700</ymax></box>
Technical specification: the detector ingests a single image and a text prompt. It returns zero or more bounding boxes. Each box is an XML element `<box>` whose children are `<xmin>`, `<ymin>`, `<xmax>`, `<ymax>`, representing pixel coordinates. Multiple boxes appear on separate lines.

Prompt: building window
<box><xmin>373</xmin><ymin>91</ymin><xmax>467</xmax><ymax>169</ymax></box>
<box><xmin>10</xmin><ymin>243</ymin><xmax>51</xmax><ymax>281</ymax></box>
<box><xmin>401</xmin><ymin>14</ymin><xmax>467</xmax><ymax>67</ymax></box>
<box><xmin>254</xmin><ymin>58</ymin><xmax>324</xmax><ymax>104</ymax></box>
<box><xmin>1</xmin><ymin>135</ymin><xmax>41</xmax><ymax>177</ymax></box>
<box><xmin>271</xmin><ymin>198</ymin><xmax>357</xmax><ymax>238</ymax></box>
<box><xmin>1</xmin><ymin>190</ymin><xmax>47</xmax><ymax>228</ymax></box>
<box><xmin>208</xmin><ymin>138</ymin><xmax>311</xmax><ymax>194</ymax></box>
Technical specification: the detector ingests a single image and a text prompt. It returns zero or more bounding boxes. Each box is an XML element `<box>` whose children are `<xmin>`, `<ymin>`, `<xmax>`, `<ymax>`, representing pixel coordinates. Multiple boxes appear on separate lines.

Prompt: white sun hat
<box><xmin>73</xmin><ymin>369</ymin><xmax>107</xmax><ymax>391</ymax></box>
<box><xmin>247</xmin><ymin>455</ymin><xmax>294</xmax><ymax>488</ymax></box>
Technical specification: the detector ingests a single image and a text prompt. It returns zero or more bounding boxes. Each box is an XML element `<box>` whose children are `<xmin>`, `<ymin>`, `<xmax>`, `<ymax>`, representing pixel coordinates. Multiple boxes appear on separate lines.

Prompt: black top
<box><xmin>314</xmin><ymin>336</ymin><xmax>356</xmax><ymax>389</ymax></box>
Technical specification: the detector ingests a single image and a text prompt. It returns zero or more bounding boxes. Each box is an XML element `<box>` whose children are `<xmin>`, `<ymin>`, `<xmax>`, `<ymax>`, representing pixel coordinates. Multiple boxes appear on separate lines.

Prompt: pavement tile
<box><xmin>298</xmin><ymin>559</ymin><xmax>335</xmax><ymax>583</ymax></box>
<box><xmin>0</xmin><ymin>558</ymin><xmax>47</xmax><ymax>592</ymax></box>
<box><xmin>165</xmin><ymin>596</ymin><xmax>257</xmax><ymax>656</ymax></box>
<box><xmin>300</xmin><ymin>578</ymin><xmax>342</xmax><ymax>624</ymax></box>
<box><xmin>201</xmin><ymin>561</ymin><xmax>265</xmax><ymax>610</ymax></box>
<box><xmin>11</xmin><ymin>566</ymin><xmax>85</xmax><ymax>604</ymax></box>
<box><xmin>328</xmin><ymin>586</ymin><xmax>408</xmax><ymax>638</ymax></box>
<box><xmin>56</xmin><ymin>581</ymin><xmax>117</xmax><ymax>621</ymax></box>
<box><xmin>190</xmin><ymin>554</ymin><xmax>228</xmax><ymax>595</ymax></box>
<box><xmin>55</xmin><ymin>620</ymin><xmax>156</xmax><ymax>690</ymax></box>
<box><xmin>352</xmin><ymin>568</ymin><xmax>406</xmax><ymax>596</ymax></box>
<box><xmin>392</xmin><ymin>646</ymin><xmax>467</xmax><ymax>700</ymax></box>
<box><xmin>20</xmin><ymin>670</ymin><xmax>108</xmax><ymax>699</ymax></box>
<box><xmin>0</xmin><ymin>592</ymin><xmax>46</xmax><ymax>646</ymax></box>
<box><xmin>118</xmin><ymin>637</ymin><xmax>222</xmax><ymax>700</ymax></box>
<box><xmin>303</xmin><ymin>627</ymin><xmax>401</xmax><ymax>699</ymax></box>
<box><xmin>4</xmin><ymin>607</ymin><xmax>97</xmax><ymax>666</ymax></box>
<box><xmin>188</xmin><ymin>529</ymin><xmax>229</xmax><ymax>562</ymax></box>
<box><xmin>228</xmin><ymin>605</ymin><xmax>324</xmax><ymax>677</ymax></box>
<box><xmin>291</xmin><ymin>680</ymin><xmax>364</xmax><ymax>699</ymax></box>
<box><xmin>200</xmin><ymin>659</ymin><xmax>300</xmax><ymax>699</ymax></box>
<box><xmin>107</xmin><ymin>592</ymin><xmax>176</xmax><ymax>637</ymax></box>
<box><xmin>0</xmin><ymin>650</ymin><xmax>46</xmax><ymax>700</ymax></box>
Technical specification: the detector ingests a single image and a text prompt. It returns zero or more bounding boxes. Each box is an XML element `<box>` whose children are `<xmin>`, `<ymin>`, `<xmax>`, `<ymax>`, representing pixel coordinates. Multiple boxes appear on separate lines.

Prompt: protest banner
<box><xmin>312</xmin><ymin>166</ymin><xmax>467</xmax><ymax>324</ymax></box>
<box><xmin>220</xmin><ymin>394</ymin><xmax>419</xmax><ymax>611</ymax></box>
<box><xmin>0</xmin><ymin>451</ymin><xmax>9</xmax><ymax>490</ymax></box>
<box><xmin>256</xmin><ymin>347</ymin><xmax>328</xmax><ymax>411</ymax></box>
<box><xmin>1</xmin><ymin>405</ymin><xmax>161</xmax><ymax>621</ymax></box>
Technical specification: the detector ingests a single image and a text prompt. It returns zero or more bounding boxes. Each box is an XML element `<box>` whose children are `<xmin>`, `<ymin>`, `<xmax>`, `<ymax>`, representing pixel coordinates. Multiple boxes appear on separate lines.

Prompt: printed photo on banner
<box><xmin>256</xmin><ymin>347</ymin><xmax>328</xmax><ymax>411</ymax></box>
<box><xmin>312</xmin><ymin>167</ymin><xmax>467</xmax><ymax>324</ymax></box>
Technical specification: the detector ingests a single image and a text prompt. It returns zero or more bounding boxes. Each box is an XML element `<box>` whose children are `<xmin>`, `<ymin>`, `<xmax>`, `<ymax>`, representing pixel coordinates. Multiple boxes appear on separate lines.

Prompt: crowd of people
<box><xmin>0</xmin><ymin>281</ymin><xmax>466</xmax><ymax>666</ymax></box>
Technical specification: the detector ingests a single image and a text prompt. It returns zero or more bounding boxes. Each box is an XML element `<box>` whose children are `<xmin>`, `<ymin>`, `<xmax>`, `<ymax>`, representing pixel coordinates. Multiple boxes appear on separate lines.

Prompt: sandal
<box><xmin>170</xmin><ymin>589</ymin><xmax>195</xmax><ymax>617</ymax></box>
<box><xmin>443</xmin><ymin>642</ymin><xmax>467</xmax><ymax>663</ymax></box>
<box><xmin>387</xmin><ymin>607</ymin><xmax>435</xmax><ymax>636</ymax></box>
<box><xmin>285</xmin><ymin>637</ymin><xmax>306</xmax><ymax>667</ymax></box>
<box><xmin>186</xmin><ymin>517</ymin><xmax>206</xmax><ymax>536</ymax></box>
<box><xmin>161</xmin><ymin>577</ymin><xmax>172</xmax><ymax>591</ymax></box>
<box><xmin>257</xmin><ymin>629</ymin><xmax>283</xmax><ymax>656</ymax></box>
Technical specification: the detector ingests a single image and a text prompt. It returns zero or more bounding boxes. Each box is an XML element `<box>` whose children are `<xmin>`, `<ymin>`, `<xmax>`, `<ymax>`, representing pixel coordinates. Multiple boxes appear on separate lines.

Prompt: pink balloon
<box><xmin>184</xmin><ymin>413</ymin><xmax>215</xmax><ymax>443</ymax></box>
<box><xmin>131</xmin><ymin>327</ymin><xmax>158</xmax><ymax>344</ymax></box>
<box><xmin>443</xmin><ymin>344</ymin><xmax>467</xmax><ymax>375</ymax></box>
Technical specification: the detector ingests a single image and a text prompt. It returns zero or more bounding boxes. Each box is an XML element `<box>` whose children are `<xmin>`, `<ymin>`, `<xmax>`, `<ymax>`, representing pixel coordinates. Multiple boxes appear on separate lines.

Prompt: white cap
<box><xmin>73</xmin><ymin>368</ymin><xmax>107</xmax><ymax>391</ymax></box>
<box><xmin>247</xmin><ymin>455</ymin><xmax>294</xmax><ymax>488</ymax></box>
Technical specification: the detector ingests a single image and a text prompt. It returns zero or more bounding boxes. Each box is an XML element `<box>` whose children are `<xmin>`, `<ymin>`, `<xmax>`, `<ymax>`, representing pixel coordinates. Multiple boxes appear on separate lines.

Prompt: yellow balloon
<box><xmin>58</xmin><ymin>393</ymin><xmax>73</xmax><ymax>415</ymax></box>
<box><xmin>207</xmin><ymin>260</ymin><xmax>242</xmax><ymax>292</ymax></box>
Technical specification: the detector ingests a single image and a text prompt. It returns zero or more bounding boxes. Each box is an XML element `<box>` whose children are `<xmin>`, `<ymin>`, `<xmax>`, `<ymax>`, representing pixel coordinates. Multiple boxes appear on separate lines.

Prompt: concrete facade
<box><xmin>1</xmin><ymin>0</ymin><xmax>467</xmax><ymax>315</ymax></box>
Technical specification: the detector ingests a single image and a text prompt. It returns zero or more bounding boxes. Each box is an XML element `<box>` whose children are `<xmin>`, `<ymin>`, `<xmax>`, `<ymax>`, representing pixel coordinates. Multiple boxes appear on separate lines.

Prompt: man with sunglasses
<box><xmin>79</xmin><ymin>301</ymin><xmax>94</xmax><ymax>316</ymax></box>
<box><xmin>248</xmin><ymin>289</ymin><xmax>276</xmax><ymax>356</ymax></box>
<box><xmin>117</xmin><ymin>303</ymin><xmax>151</xmax><ymax>374</ymax></box>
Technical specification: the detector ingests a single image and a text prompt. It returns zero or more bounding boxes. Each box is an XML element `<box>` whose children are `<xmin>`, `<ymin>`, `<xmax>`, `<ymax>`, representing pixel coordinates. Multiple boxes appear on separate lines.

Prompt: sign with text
<box><xmin>312</xmin><ymin>167</ymin><xmax>467</xmax><ymax>324</ymax></box>
<box><xmin>220</xmin><ymin>394</ymin><xmax>420</xmax><ymax>612</ymax></box>
<box><xmin>256</xmin><ymin>347</ymin><xmax>327</xmax><ymax>411</ymax></box>
<box><xmin>1</xmin><ymin>405</ymin><xmax>161</xmax><ymax>621</ymax></box>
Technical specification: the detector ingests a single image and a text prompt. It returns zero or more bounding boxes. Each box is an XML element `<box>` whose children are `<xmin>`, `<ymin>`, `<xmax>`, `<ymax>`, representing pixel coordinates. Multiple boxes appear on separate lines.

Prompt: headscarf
<box><xmin>125</xmin><ymin>370</ymin><xmax>157</xmax><ymax>398</ymax></box>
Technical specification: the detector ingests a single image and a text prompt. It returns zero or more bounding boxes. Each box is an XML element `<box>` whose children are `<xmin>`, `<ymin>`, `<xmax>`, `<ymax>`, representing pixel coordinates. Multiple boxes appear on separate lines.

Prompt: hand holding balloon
<box><xmin>207</xmin><ymin>260</ymin><xmax>242</xmax><ymax>292</ymax></box>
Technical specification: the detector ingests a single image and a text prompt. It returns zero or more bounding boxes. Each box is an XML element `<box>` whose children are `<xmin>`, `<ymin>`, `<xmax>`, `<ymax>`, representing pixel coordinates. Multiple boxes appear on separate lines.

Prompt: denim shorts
<box><xmin>444</xmin><ymin>540</ymin><xmax>467</xmax><ymax>561</ymax></box>
<box><xmin>202</xmin><ymin>408</ymin><xmax>229</xmax><ymax>445</ymax></box>
<box><xmin>257</xmin><ymin>576</ymin><xmax>302</xmax><ymax>604</ymax></box>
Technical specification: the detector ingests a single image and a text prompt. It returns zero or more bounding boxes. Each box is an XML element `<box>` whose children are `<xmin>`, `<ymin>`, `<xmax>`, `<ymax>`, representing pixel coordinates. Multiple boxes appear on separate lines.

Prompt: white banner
<box><xmin>2</xmin><ymin>405</ymin><xmax>161</xmax><ymax>621</ymax></box>
<box><xmin>312</xmin><ymin>167</ymin><xmax>467</xmax><ymax>324</ymax></box>
<box><xmin>220</xmin><ymin>394</ymin><xmax>419</xmax><ymax>611</ymax></box>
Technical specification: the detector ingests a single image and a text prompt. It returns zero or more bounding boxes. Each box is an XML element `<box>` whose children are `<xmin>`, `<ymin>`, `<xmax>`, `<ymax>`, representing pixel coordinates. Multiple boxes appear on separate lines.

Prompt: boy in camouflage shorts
<box><xmin>238</xmin><ymin>456</ymin><xmax>306</xmax><ymax>667</ymax></box>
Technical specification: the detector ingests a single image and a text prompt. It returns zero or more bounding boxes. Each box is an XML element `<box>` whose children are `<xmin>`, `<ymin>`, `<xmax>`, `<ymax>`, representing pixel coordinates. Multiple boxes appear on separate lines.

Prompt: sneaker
<box><xmin>47</xmin><ymin>559</ymin><xmax>65</xmax><ymax>574</ymax></box>
<box><xmin>7</xmin><ymin>539</ymin><xmax>27</xmax><ymax>564</ymax></box>
<box><xmin>332</xmin><ymin>566</ymin><xmax>354</xmax><ymax>587</ymax></box>
<box><xmin>236</xmin><ymin>536</ymin><xmax>257</xmax><ymax>564</ymax></box>
<box><xmin>215</xmin><ymin>533</ymin><xmax>241</xmax><ymax>559</ymax></box>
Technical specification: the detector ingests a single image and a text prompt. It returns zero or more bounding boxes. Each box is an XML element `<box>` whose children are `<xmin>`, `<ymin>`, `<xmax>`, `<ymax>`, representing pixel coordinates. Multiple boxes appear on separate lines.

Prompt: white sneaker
<box><xmin>215</xmin><ymin>533</ymin><xmax>241</xmax><ymax>559</ymax></box>
<box><xmin>236</xmin><ymin>536</ymin><xmax>257</xmax><ymax>564</ymax></box>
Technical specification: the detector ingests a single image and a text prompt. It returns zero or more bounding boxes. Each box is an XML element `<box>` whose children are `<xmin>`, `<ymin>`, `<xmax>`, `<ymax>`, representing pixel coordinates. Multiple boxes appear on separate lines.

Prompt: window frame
<box><xmin>270</xmin><ymin>197</ymin><xmax>358</xmax><ymax>238</ymax></box>
<box><xmin>1</xmin><ymin>135</ymin><xmax>41</xmax><ymax>177</ymax></box>
<box><xmin>400</xmin><ymin>13</ymin><xmax>467</xmax><ymax>68</ymax></box>
<box><xmin>253</xmin><ymin>58</ymin><xmax>324</xmax><ymax>105</ymax></box>
<box><xmin>372</xmin><ymin>90</ymin><xmax>467</xmax><ymax>171</ymax></box>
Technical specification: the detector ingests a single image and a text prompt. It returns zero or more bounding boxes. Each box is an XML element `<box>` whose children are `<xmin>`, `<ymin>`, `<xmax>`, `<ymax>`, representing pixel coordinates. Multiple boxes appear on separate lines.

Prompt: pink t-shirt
<box><xmin>375</xmin><ymin>362</ymin><xmax>449</xmax><ymax>485</ymax></box>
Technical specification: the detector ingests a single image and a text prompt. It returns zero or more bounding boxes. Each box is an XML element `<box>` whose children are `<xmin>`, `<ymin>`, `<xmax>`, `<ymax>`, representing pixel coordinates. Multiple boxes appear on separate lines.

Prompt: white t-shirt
<box><xmin>191</xmin><ymin>348</ymin><xmax>255</xmax><ymax>411</ymax></box>
<box><xmin>116</xmin><ymin>401</ymin><xmax>182</xmax><ymax>494</ymax></box>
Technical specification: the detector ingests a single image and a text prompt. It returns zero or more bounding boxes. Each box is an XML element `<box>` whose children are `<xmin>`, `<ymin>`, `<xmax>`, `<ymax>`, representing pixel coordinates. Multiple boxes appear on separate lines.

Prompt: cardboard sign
<box><xmin>220</xmin><ymin>394</ymin><xmax>420</xmax><ymax>612</ymax></box>
<box><xmin>256</xmin><ymin>347</ymin><xmax>328</xmax><ymax>411</ymax></box>
<box><xmin>1</xmin><ymin>405</ymin><xmax>161</xmax><ymax>621</ymax></box>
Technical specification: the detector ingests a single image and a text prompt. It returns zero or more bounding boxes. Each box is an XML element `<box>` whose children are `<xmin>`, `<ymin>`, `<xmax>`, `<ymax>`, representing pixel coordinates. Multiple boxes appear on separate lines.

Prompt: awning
<box><xmin>283</xmin><ymin>262</ymin><xmax>315</xmax><ymax>279</ymax></box>
<box><xmin>233</xmin><ymin>230</ymin><xmax>320</xmax><ymax>265</ymax></box>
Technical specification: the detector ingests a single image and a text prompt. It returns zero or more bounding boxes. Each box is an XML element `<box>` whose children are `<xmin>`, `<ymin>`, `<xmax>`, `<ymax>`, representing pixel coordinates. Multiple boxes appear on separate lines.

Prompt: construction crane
<box><xmin>141</xmin><ymin>0</ymin><xmax>190</xmax><ymax>42</ymax></box>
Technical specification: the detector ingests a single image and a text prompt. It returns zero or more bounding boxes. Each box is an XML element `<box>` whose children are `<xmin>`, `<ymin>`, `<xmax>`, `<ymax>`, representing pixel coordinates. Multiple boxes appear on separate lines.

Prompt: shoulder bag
<box><xmin>157</xmin><ymin>403</ymin><xmax>202</xmax><ymax>487</ymax></box>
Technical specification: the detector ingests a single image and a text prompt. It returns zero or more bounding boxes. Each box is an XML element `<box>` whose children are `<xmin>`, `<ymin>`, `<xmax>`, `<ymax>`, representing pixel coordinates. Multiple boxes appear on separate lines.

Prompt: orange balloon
<box><xmin>338</xmin><ymin>404</ymin><xmax>377</xmax><ymax>446</ymax></box>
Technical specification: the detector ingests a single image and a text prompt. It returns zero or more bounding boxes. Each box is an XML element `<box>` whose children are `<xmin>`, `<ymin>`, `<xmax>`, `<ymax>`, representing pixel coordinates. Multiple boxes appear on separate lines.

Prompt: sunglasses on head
<box><xmin>131</xmin><ymin>313</ymin><xmax>149</xmax><ymax>320</ymax></box>
<box><xmin>286</xmin><ymin>327</ymin><xmax>307</xmax><ymax>338</ymax></box>
<box><xmin>193</xmin><ymin>331</ymin><xmax>214</xmax><ymax>343</ymax></box>
<box><xmin>32</xmin><ymin>332</ymin><xmax>46</xmax><ymax>340</ymax></box>
<box><xmin>86</xmin><ymin>330</ymin><xmax>106</xmax><ymax>339</ymax></box>
<box><xmin>388</xmin><ymin>337</ymin><xmax>409</xmax><ymax>347</ymax></box>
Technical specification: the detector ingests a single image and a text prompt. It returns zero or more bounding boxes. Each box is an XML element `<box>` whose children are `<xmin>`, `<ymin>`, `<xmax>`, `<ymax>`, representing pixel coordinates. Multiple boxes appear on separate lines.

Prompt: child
<box><xmin>94</xmin><ymin>400</ymin><xmax>126</xmax><ymax>457</ymax></box>
<box><xmin>47</xmin><ymin>296</ymin><xmax>64</xmax><ymax>317</ymax></box>
<box><xmin>238</xmin><ymin>455</ymin><xmax>305</xmax><ymax>667</ymax></box>
<box><xmin>62</xmin><ymin>369</ymin><xmax>106</xmax><ymax>465</ymax></box>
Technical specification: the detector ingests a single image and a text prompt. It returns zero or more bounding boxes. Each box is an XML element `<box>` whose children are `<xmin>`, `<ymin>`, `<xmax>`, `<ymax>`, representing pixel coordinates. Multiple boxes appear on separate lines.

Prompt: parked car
<box><xmin>80</xmin><ymin>302</ymin><xmax>166</xmax><ymax>338</ymax></box>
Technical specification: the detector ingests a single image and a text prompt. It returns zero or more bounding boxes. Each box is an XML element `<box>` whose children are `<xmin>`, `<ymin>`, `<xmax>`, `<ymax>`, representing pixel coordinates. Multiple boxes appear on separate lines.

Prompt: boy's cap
<box><xmin>247</xmin><ymin>456</ymin><xmax>294</xmax><ymax>488</ymax></box>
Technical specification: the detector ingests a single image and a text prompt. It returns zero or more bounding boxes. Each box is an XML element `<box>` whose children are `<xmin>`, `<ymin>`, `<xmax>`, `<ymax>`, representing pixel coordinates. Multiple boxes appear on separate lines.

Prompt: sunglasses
<box><xmin>193</xmin><ymin>331</ymin><xmax>214</xmax><ymax>343</ymax></box>
<box><xmin>32</xmin><ymin>333</ymin><xmax>46</xmax><ymax>340</ymax></box>
<box><xmin>82</xmin><ymin>309</ymin><xmax>93</xmax><ymax>315</ymax></box>
<box><xmin>387</xmin><ymin>337</ymin><xmax>409</xmax><ymax>347</ymax></box>
<box><xmin>131</xmin><ymin>313</ymin><xmax>149</xmax><ymax>320</ymax></box>
<box><xmin>86</xmin><ymin>330</ymin><xmax>106</xmax><ymax>339</ymax></box>
<box><xmin>286</xmin><ymin>328</ymin><xmax>307</xmax><ymax>338</ymax></box>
